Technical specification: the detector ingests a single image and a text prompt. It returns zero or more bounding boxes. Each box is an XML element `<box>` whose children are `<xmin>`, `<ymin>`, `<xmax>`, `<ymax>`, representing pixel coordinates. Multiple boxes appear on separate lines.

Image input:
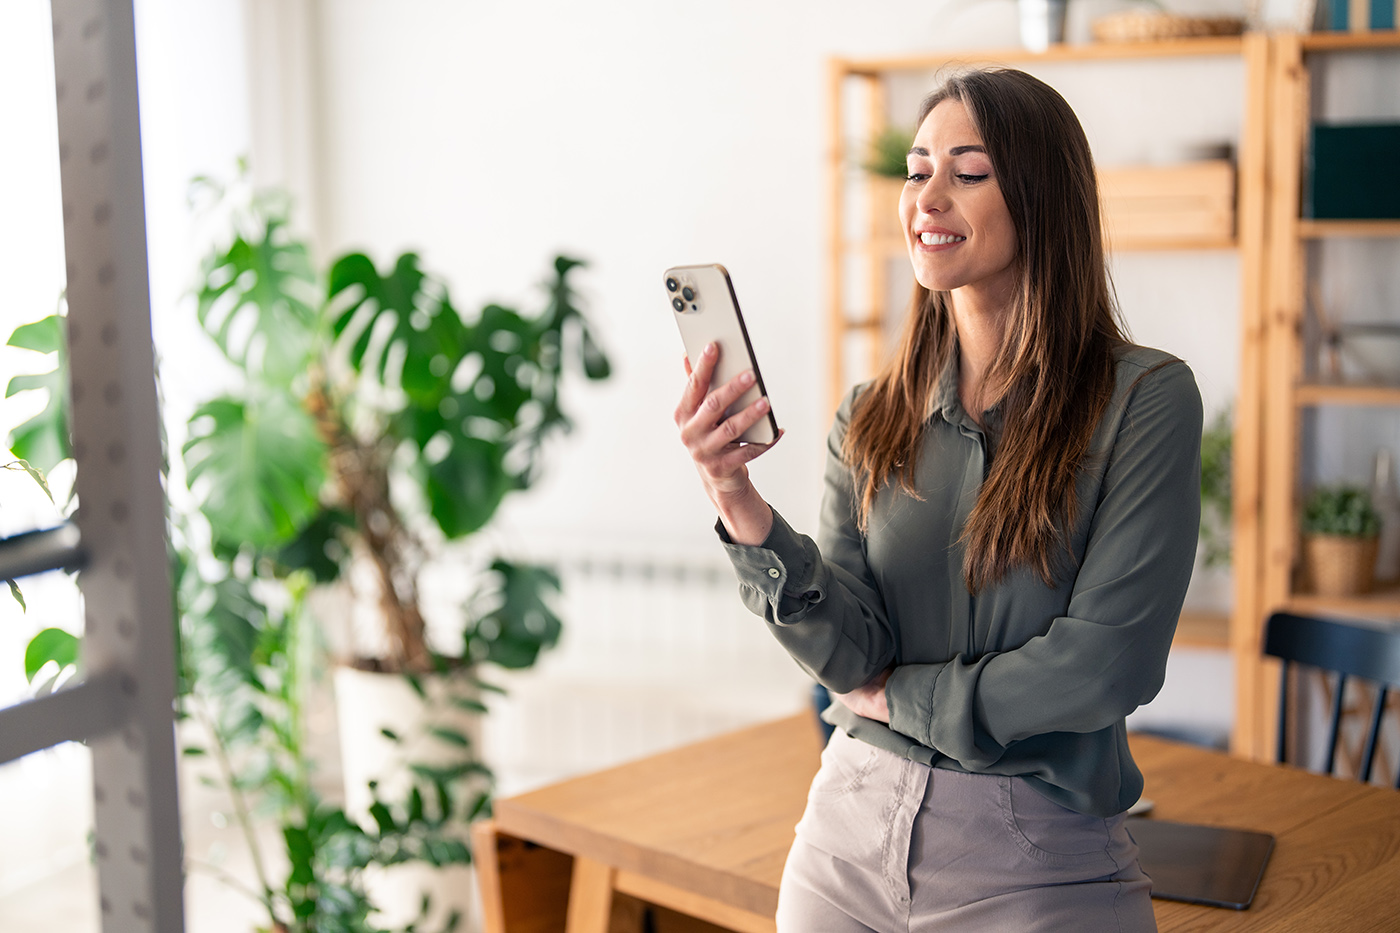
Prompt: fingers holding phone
<box><xmin>675</xmin><ymin>343</ymin><xmax>778</xmax><ymax>476</ymax></box>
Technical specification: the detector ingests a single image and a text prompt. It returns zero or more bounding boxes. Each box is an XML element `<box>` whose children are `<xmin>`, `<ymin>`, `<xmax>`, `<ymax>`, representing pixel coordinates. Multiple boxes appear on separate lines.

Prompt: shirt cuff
<box><xmin>714</xmin><ymin>509</ymin><xmax>826</xmax><ymax>624</ymax></box>
<box><xmin>885</xmin><ymin>662</ymin><xmax>940</xmax><ymax>748</ymax></box>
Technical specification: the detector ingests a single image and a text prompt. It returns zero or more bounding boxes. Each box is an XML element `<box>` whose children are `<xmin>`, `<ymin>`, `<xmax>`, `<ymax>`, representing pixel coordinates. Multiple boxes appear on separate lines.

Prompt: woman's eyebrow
<box><xmin>906</xmin><ymin>145</ymin><xmax>987</xmax><ymax>157</ymax></box>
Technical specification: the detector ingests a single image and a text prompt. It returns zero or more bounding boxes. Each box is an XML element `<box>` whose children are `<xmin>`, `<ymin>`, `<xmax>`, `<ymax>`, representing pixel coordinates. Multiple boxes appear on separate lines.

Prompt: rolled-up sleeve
<box><xmin>885</xmin><ymin>360</ymin><xmax>1202</xmax><ymax>769</ymax></box>
<box><xmin>716</xmin><ymin>388</ymin><xmax>897</xmax><ymax>692</ymax></box>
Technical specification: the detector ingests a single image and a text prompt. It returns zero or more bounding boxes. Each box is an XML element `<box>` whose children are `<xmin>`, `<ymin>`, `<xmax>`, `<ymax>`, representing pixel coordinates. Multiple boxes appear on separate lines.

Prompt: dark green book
<box><xmin>1307</xmin><ymin>123</ymin><xmax>1400</xmax><ymax>220</ymax></box>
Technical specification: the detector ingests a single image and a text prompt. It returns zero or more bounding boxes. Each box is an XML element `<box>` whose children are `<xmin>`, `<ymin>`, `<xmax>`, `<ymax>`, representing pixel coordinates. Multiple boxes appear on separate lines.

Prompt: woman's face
<box><xmin>899</xmin><ymin>99</ymin><xmax>1018</xmax><ymax>303</ymax></box>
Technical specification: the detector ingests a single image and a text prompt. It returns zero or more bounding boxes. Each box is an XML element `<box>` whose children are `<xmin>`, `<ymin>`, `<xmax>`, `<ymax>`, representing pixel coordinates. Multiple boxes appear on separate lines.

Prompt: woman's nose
<box><xmin>915</xmin><ymin>172</ymin><xmax>950</xmax><ymax>214</ymax></box>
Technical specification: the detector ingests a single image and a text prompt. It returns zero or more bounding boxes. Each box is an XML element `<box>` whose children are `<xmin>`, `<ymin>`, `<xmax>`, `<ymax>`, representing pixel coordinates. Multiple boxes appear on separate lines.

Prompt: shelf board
<box><xmin>1299</xmin><ymin>219</ymin><xmax>1400</xmax><ymax>238</ymax></box>
<box><xmin>1287</xmin><ymin>584</ymin><xmax>1400</xmax><ymax>618</ymax></box>
<box><xmin>837</xmin><ymin>36</ymin><xmax>1245</xmax><ymax>75</ymax></box>
<box><xmin>1296</xmin><ymin>382</ymin><xmax>1400</xmax><ymax>406</ymax></box>
<box><xmin>1302</xmin><ymin>30</ymin><xmax>1400</xmax><ymax>52</ymax></box>
<box><xmin>1174</xmin><ymin>609</ymin><xmax>1230</xmax><ymax>650</ymax></box>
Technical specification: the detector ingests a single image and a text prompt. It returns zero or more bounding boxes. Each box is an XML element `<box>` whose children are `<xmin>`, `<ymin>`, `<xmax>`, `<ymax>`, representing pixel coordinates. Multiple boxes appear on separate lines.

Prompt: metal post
<box><xmin>48</xmin><ymin>1</ymin><xmax>185</xmax><ymax>929</ymax></box>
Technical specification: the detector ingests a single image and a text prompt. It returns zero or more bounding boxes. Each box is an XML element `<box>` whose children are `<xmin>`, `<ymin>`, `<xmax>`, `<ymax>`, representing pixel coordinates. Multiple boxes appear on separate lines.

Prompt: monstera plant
<box><xmin>184</xmin><ymin>186</ymin><xmax>609</xmax><ymax>673</ymax></box>
<box><xmin>174</xmin><ymin>183</ymin><xmax>610</xmax><ymax>932</ymax></box>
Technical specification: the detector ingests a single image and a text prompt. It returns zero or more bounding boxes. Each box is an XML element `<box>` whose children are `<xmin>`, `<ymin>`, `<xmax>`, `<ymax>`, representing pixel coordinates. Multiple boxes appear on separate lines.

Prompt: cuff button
<box><xmin>767</xmin><ymin>568</ymin><xmax>781</xmax><ymax>578</ymax></box>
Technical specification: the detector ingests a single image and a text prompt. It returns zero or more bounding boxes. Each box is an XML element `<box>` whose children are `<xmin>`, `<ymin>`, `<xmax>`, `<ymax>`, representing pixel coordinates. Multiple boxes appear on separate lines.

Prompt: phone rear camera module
<box><xmin>666</xmin><ymin>277</ymin><xmax>679</xmax><ymax>292</ymax></box>
<box><xmin>681</xmin><ymin>286</ymin><xmax>696</xmax><ymax>302</ymax></box>
<box><xmin>672</xmin><ymin>297</ymin><xmax>685</xmax><ymax>312</ymax></box>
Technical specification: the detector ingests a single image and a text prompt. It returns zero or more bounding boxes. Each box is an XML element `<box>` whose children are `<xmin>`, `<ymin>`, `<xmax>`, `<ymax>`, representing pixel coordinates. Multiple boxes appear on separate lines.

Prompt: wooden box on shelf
<box><xmin>1099</xmin><ymin>160</ymin><xmax>1235</xmax><ymax>250</ymax></box>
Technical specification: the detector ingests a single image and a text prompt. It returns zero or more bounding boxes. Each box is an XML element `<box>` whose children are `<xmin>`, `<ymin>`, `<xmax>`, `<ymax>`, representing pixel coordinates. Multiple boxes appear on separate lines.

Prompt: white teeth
<box><xmin>920</xmin><ymin>232</ymin><xmax>966</xmax><ymax>245</ymax></box>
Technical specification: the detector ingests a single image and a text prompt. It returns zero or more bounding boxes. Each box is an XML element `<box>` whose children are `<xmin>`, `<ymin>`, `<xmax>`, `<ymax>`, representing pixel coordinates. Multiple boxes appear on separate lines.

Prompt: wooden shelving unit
<box><xmin>1235</xmin><ymin>29</ymin><xmax>1400</xmax><ymax>762</ymax></box>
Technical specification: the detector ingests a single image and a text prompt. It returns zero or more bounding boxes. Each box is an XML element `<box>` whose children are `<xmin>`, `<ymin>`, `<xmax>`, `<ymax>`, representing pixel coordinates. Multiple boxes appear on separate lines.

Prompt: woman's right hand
<box><xmin>674</xmin><ymin>342</ymin><xmax>781</xmax><ymax>546</ymax></box>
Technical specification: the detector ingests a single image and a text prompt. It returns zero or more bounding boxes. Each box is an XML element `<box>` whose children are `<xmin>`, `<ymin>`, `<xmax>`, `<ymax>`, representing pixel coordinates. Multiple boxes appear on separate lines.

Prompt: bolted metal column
<box><xmin>49</xmin><ymin>0</ymin><xmax>185</xmax><ymax>929</ymax></box>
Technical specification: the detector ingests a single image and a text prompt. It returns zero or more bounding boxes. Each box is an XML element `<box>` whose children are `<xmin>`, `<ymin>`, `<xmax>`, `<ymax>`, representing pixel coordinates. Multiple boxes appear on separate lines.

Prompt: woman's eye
<box><xmin>904</xmin><ymin>173</ymin><xmax>930</xmax><ymax>183</ymax></box>
<box><xmin>957</xmin><ymin>173</ymin><xmax>989</xmax><ymax>183</ymax></box>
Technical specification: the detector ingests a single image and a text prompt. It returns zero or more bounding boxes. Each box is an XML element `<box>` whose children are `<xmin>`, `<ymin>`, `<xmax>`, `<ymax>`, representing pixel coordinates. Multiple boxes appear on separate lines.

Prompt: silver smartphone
<box><xmin>666</xmin><ymin>263</ymin><xmax>778</xmax><ymax>445</ymax></box>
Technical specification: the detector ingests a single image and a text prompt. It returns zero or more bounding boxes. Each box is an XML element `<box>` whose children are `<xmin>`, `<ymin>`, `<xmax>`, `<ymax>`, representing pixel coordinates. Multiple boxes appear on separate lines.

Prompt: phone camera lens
<box><xmin>666</xmin><ymin>277</ymin><xmax>679</xmax><ymax>292</ymax></box>
<box><xmin>681</xmin><ymin>286</ymin><xmax>696</xmax><ymax>301</ymax></box>
<box><xmin>672</xmin><ymin>297</ymin><xmax>685</xmax><ymax>312</ymax></box>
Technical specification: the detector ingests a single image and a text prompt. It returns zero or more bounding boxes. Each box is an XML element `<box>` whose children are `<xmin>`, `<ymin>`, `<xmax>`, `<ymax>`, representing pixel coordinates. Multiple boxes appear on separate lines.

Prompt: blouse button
<box><xmin>767</xmin><ymin>568</ymin><xmax>780</xmax><ymax>578</ymax></box>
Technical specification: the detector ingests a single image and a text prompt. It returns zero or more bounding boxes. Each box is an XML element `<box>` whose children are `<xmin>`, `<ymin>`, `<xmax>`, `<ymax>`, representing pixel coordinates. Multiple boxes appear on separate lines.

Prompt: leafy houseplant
<box><xmin>1199</xmin><ymin>408</ymin><xmax>1232</xmax><ymax>568</ymax></box>
<box><xmin>174</xmin><ymin>182</ymin><xmax>610</xmax><ymax>931</ymax></box>
<box><xmin>1301</xmin><ymin>484</ymin><xmax>1381</xmax><ymax>596</ymax></box>
<box><xmin>4</xmin><ymin>309</ymin><xmax>81</xmax><ymax>693</ymax></box>
<box><xmin>862</xmin><ymin>125</ymin><xmax>914</xmax><ymax>242</ymax></box>
<box><xmin>862</xmin><ymin>125</ymin><xmax>916</xmax><ymax>180</ymax></box>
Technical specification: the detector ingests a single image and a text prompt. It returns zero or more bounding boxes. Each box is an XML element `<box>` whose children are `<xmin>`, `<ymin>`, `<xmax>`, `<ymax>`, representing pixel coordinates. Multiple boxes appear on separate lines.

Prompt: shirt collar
<box><xmin>930</xmin><ymin>348</ymin><xmax>1004</xmax><ymax>438</ymax></box>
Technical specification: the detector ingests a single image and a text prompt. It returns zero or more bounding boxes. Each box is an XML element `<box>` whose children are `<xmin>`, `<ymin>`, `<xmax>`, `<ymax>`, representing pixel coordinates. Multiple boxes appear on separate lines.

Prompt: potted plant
<box><xmin>1301</xmin><ymin>484</ymin><xmax>1381</xmax><ymax>596</ymax></box>
<box><xmin>176</xmin><ymin>180</ymin><xmax>610</xmax><ymax>930</ymax></box>
<box><xmin>862</xmin><ymin>125</ymin><xmax>914</xmax><ymax>241</ymax></box>
<box><xmin>1199</xmin><ymin>408</ymin><xmax>1232</xmax><ymax>568</ymax></box>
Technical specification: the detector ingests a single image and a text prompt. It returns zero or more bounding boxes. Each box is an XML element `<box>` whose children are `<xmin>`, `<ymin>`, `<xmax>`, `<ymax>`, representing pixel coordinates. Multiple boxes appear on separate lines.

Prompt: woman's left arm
<box><xmin>881</xmin><ymin>360</ymin><xmax>1203</xmax><ymax>767</ymax></box>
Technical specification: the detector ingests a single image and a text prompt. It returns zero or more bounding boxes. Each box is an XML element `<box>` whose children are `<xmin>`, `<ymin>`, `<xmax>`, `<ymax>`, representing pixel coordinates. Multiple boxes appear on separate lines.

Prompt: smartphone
<box><xmin>666</xmin><ymin>263</ymin><xmax>778</xmax><ymax>445</ymax></box>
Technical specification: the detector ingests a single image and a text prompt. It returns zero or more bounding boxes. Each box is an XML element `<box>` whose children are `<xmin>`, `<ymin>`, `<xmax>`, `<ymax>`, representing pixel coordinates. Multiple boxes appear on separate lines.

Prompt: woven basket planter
<box><xmin>1091</xmin><ymin>12</ymin><xmax>1244</xmax><ymax>43</ymax></box>
<box><xmin>1304</xmin><ymin>534</ymin><xmax>1379</xmax><ymax>597</ymax></box>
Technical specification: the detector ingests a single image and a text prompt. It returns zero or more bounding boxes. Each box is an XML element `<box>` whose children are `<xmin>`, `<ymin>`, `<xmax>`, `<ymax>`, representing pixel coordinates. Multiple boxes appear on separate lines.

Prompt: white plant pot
<box><xmin>334</xmin><ymin>664</ymin><xmax>484</xmax><ymax>931</ymax></box>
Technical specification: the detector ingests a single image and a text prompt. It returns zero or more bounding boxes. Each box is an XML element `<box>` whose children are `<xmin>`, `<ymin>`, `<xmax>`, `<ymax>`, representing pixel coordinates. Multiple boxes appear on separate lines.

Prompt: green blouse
<box><xmin>719</xmin><ymin>344</ymin><xmax>1202</xmax><ymax>817</ymax></box>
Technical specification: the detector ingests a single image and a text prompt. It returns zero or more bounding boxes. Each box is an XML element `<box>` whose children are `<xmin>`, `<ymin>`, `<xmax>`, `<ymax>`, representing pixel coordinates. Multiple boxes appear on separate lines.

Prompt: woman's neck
<box><xmin>950</xmin><ymin>285</ymin><xmax>1013</xmax><ymax>421</ymax></box>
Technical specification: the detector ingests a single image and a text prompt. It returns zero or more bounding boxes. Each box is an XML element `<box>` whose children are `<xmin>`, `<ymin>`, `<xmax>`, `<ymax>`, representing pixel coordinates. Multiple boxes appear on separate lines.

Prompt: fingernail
<box><xmin>704</xmin><ymin>342</ymin><xmax>718</xmax><ymax>356</ymax></box>
<box><xmin>741</xmin><ymin>371</ymin><xmax>755</xmax><ymax>386</ymax></box>
<box><xmin>757</xmin><ymin>397</ymin><xmax>770</xmax><ymax>412</ymax></box>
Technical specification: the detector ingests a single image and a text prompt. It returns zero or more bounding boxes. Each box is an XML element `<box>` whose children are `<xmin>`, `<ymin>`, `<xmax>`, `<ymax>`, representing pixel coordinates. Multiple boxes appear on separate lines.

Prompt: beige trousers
<box><xmin>777</xmin><ymin>728</ymin><xmax>1156</xmax><ymax>932</ymax></box>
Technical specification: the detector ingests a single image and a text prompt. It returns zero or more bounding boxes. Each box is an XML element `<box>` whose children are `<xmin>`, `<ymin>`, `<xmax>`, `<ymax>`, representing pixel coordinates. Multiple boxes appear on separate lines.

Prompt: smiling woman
<box><xmin>674</xmin><ymin>67</ymin><xmax>1201</xmax><ymax>933</ymax></box>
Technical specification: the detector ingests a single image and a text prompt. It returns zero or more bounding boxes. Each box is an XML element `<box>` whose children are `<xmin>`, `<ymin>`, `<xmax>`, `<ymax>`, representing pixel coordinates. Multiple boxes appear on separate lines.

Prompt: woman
<box><xmin>675</xmin><ymin>68</ymin><xmax>1199</xmax><ymax>931</ymax></box>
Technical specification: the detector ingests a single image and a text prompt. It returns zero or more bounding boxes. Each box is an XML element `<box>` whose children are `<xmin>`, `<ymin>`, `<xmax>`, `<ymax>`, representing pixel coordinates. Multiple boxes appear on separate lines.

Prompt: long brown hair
<box><xmin>842</xmin><ymin>68</ymin><xmax>1127</xmax><ymax>592</ymax></box>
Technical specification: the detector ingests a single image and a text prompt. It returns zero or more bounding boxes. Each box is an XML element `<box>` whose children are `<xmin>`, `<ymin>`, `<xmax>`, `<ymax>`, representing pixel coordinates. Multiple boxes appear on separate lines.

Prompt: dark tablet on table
<box><xmin>1128</xmin><ymin>817</ymin><xmax>1275</xmax><ymax>910</ymax></box>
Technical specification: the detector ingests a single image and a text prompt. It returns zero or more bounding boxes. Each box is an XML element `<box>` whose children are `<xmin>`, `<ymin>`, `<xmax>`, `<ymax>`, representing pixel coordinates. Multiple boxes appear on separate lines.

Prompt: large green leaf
<box><xmin>426</xmin><ymin>436</ymin><xmax>511</xmax><ymax>539</ymax></box>
<box><xmin>24</xmin><ymin>627</ymin><xmax>79</xmax><ymax>683</ymax></box>
<box><xmin>463</xmin><ymin>560</ymin><xmax>562</xmax><ymax>669</ymax></box>
<box><xmin>271</xmin><ymin>507</ymin><xmax>353</xmax><ymax>582</ymax></box>
<box><xmin>196</xmin><ymin>216</ymin><xmax>318</xmax><ymax>380</ymax></box>
<box><xmin>183</xmin><ymin>393</ymin><xmax>328</xmax><ymax>550</ymax></box>
<box><xmin>5</xmin><ymin>314</ymin><xmax>70</xmax><ymax>474</ymax></box>
<box><xmin>327</xmin><ymin>252</ymin><xmax>468</xmax><ymax>407</ymax></box>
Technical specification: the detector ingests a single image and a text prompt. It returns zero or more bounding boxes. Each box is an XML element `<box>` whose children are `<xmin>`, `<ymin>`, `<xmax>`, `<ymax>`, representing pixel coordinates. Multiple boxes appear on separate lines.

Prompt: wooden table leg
<box><xmin>566</xmin><ymin>856</ymin><xmax>617</xmax><ymax>933</ymax></box>
<box><xmin>471</xmin><ymin>820</ymin><xmax>507</xmax><ymax>933</ymax></box>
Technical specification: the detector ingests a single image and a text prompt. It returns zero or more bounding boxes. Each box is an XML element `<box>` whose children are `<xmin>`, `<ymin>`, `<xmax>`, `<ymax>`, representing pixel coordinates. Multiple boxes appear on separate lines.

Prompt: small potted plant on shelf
<box><xmin>862</xmin><ymin>125</ymin><xmax>914</xmax><ymax>241</ymax></box>
<box><xmin>1301</xmin><ymin>484</ymin><xmax>1381</xmax><ymax>596</ymax></box>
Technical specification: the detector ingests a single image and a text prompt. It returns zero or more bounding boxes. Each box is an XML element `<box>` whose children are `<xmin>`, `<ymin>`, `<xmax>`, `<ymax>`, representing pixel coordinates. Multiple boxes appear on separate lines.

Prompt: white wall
<box><xmin>307</xmin><ymin>0</ymin><xmax>1249</xmax><ymax>559</ymax></box>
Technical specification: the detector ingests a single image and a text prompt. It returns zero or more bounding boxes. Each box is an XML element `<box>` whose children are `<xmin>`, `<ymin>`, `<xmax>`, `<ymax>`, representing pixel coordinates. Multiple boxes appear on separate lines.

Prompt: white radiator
<box><xmin>477</xmin><ymin>545</ymin><xmax>814</xmax><ymax>796</ymax></box>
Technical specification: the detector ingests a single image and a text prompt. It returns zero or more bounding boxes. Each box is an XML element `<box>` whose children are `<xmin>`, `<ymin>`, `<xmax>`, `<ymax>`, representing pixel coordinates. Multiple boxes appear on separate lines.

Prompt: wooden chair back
<box><xmin>1263</xmin><ymin>611</ymin><xmax>1400</xmax><ymax>786</ymax></box>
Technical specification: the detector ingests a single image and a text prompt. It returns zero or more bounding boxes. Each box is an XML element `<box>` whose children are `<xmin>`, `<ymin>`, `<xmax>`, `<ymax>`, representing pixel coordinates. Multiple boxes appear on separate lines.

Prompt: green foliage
<box><xmin>174</xmin><ymin>181</ymin><xmax>608</xmax><ymax>932</ymax></box>
<box><xmin>463</xmin><ymin>560</ymin><xmax>563</xmax><ymax>670</ymax></box>
<box><xmin>185</xmin><ymin>190</ymin><xmax>608</xmax><ymax>671</ymax></box>
<box><xmin>862</xmin><ymin>125</ymin><xmax>916</xmax><ymax>179</ymax></box>
<box><xmin>24</xmin><ymin>627</ymin><xmax>79</xmax><ymax>683</ymax></box>
<box><xmin>1302</xmin><ymin>484</ymin><xmax>1381</xmax><ymax>538</ymax></box>
<box><xmin>183</xmin><ymin>393</ymin><xmax>328</xmax><ymax>551</ymax></box>
<box><xmin>177</xmin><ymin>548</ymin><xmax>475</xmax><ymax>933</ymax></box>
<box><xmin>4</xmin><ymin>310</ymin><xmax>77</xmax><ymax>673</ymax></box>
<box><xmin>5</xmin><ymin>313</ymin><xmax>71</xmax><ymax>474</ymax></box>
<box><xmin>196</xmin><ymin>214</ymin><xmax>318</xmax><ymax>381</ymax></box>
<box><xmin>1199</xmin><ymin>408</ymin><xmax>1232</xmax><ymax>568</ymax></box>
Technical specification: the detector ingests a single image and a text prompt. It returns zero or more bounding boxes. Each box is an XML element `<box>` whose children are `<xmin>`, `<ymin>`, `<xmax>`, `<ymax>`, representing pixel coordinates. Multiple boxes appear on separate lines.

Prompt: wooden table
<box><xmin>473</xmin><ymin>715</ymin><xmax>1400</xmax><ymax>932</ymax></box>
